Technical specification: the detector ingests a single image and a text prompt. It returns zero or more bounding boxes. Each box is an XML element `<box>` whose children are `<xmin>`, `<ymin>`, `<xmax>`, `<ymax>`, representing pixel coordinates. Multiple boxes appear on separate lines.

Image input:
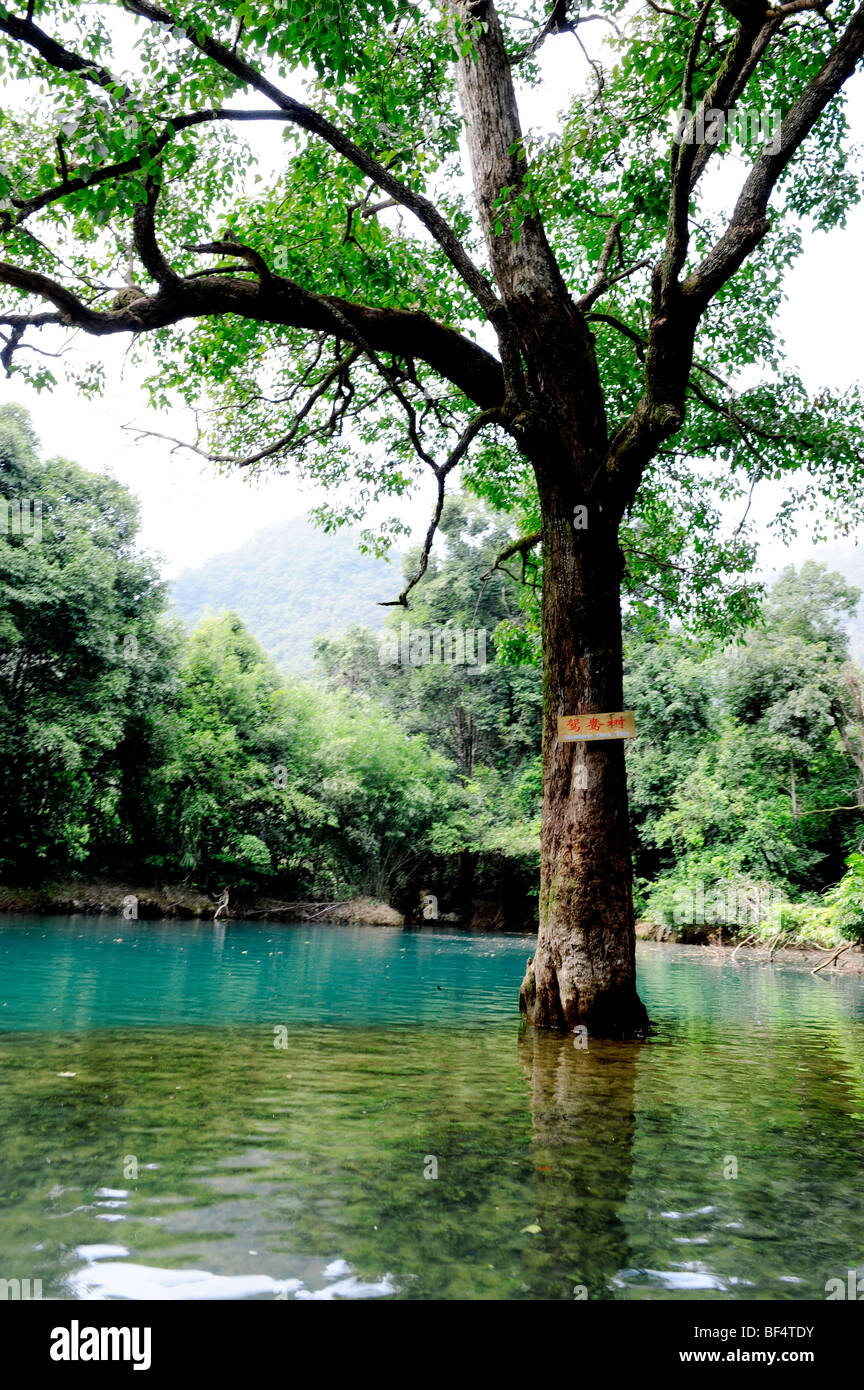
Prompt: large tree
<box><xmin>2</xmin><ymin>0</ymin><xmax>864</xmax><ymax>1034</ymax></box>
<box><xmin>0</xmin><ymin>403</ymin><xmax>177</xmax><ymax>872</ymax></box>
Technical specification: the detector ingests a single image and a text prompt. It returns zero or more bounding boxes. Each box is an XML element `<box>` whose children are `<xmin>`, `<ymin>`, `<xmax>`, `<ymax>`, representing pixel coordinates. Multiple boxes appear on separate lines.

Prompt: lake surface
<box><xmin>1</xmin><ymin>915</ymin><xmax>863</xmax><ymax>1300</ymax></box>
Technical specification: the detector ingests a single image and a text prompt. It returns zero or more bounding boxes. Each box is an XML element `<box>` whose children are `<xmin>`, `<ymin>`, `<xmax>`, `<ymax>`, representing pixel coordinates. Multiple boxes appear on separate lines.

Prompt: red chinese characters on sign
<box><xmin>557</xmin><ymin>711</ymin><xmax>636</xmax><ymax>743</ymax></box>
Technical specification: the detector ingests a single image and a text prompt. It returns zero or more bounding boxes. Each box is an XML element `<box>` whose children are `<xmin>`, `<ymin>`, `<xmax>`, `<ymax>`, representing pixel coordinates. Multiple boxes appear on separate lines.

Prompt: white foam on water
<box><xmin>611</xmin><ymin>1265</ymin><xmax>727</xmax><ymax>1292</ymax></box>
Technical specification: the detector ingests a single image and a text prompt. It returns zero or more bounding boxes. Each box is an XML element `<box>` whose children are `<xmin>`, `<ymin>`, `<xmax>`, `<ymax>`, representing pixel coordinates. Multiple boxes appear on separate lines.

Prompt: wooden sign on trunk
<box><xmin>558</xmin><ymin>711</ymin><xmax>636</xmax><ymax>743</ymax></box>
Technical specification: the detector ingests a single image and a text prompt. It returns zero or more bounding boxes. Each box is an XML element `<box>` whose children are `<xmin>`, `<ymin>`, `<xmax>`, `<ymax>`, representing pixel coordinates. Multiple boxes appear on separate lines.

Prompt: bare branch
<box><xmin>511</xmin><ymin>2</ymin><xmax>619</xmax><ymax>62</ymax></box>
<box><xmin>645</xmin><ymin>1</ymin><xmax>694</xmax><ymax>20</ymax></box>
<box><xmin>511</xmin><ymin>0</ymin><xmax>576</xmax><ymax>61</ymax></box>
<box><xmin>770</xmin><ymin>0</ymin><xmax>831</xmax><ymax>15</ymax></box>
<box><xmin>185</xmin><ymin>239</ymin><xmax>272</xmax><ymax>281</ymax></box>
<box><xmin>122</xmin><ymin>347</ymin><xmax>365</xmax><ymax>466</ymax></box>
<box><xmin>0</xmin><ymin>323</ymin><xmax>24</xmax><ymax>375</ymax></box>
<box><xmin>577</xmin><ymin>221</ymin><xmax>652</xmax><ymax>310</ymax></box>
<box><xmin>381</xmin><ymin>410</ymin><xmax>504</xmax><ymax>607</ymax></box>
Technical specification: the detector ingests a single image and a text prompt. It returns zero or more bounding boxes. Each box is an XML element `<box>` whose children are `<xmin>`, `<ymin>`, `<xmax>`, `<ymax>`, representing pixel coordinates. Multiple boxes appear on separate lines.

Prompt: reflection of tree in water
<box><xmin>517</xmin><ymin>1027</ymin><xmax>643</xmax><ymax>1299</ymax></box>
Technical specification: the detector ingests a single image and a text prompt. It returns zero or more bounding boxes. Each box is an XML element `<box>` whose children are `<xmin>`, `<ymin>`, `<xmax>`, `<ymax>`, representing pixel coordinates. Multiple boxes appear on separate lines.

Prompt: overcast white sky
<box><xmin>2</xmin><ymin>24</ymin><xmax>863</xmax><ymax>581</ymax></box>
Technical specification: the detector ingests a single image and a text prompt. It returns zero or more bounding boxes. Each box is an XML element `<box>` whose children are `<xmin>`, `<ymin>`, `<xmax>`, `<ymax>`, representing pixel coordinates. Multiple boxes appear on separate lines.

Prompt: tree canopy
<box><xmin>0</xmin><ymin>1</ymin><xmax>862</xmax><ymax>633</ymax></box>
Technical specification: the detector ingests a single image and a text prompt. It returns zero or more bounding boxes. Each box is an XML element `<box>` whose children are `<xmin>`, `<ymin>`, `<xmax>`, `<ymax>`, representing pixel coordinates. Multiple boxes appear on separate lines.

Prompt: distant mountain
<box><xmin>172</xmin><ymin>520</ymin><xmax>864</xmax><ymax>675</ymax></box>
<box><xmin>171</xmin><ymin>517</ymin><xmax>400</xmax><ymax>672</ymax></box>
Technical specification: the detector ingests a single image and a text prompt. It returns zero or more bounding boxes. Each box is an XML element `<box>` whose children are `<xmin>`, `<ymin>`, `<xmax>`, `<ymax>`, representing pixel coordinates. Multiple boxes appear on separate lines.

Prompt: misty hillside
<box><xmin>172</xmin><ymin>516</ymin><xmax>400</xmax><ymax>672</ymax></box>
<box><xmin>171</xmin><ymin>515</ymin><xmax>864</xmax><ymax>677</ymax></box>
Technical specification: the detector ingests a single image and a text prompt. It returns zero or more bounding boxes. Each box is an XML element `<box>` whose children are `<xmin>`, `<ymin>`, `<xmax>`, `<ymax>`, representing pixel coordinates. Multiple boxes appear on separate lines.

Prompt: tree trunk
<box><xmin>448</xmin><ymin>0</ymin><xmax>648</xmax><ymax>1036</ymax></box>
<box><xmin>519</xmin><ymin>472</ymin><xmax>649</xmax><ymax>1039</ymax></box>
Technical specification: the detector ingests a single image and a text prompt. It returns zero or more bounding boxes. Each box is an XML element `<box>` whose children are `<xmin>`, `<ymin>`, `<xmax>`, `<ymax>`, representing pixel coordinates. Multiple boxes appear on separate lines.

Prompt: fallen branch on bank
<box><xmin>731</xmin><ymin>932</ymin><xmax>757</xmax><ymax>962</ymax></box>
<box><xmin>812</xmin><ymin>943</ymin><xmax>852</xmax><ymax>974</ymax></box>
<box><xmin>236</xmin><ymin>900</ymin><xmax>326</xmax><ymax>918</ymax></box>
<box><xmin>308</xmin><ymin>900</ymin><xmax>354</xmax><ymax>919</ymax></box>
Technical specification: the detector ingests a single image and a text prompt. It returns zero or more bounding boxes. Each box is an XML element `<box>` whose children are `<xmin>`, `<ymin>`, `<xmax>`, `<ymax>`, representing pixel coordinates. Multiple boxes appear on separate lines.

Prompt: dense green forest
<box><xmin>2</xmin><ymin>404</ymin><xmax>864</xmax><ymax>941</ymax></box>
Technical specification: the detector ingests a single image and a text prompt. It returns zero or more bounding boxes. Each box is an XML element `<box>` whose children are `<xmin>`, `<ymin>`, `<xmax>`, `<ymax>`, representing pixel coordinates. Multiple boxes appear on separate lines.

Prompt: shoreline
<box><xmin>0</xmin><ymin>878</ymin><xmax>537</xmax><ymax>932</ymax></box>
<box><xmin>635</xmin><ymin>920</ymin><xmax>864</xmax><ymax>976</ymax></box>
<box><xmin>0</xmin><ymin>881</ymin><xmax>407</xmax><ymax>927</ymax></box>
<box><xmin>2</xmin><ymin>881</ymin><xmax>863</xmax><ymax>975</ymax></box>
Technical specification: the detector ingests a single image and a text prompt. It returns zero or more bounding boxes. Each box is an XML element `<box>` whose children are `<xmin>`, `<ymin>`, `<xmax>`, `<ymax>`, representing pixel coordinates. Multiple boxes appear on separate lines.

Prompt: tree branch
<box><xmin>133</xmin><ymin>177</ymin><xmax>181</xmax><ymax>285</ymax></box>
<box><xmin>382</xmin><ymin>409</ymin><xmax>504</xmax><ymax>607</ymax></box>
<box><xmin>666</xmin><ymin>3</ymin><xmax>776</xmax><ymax>293</ymax></box>
<box><xmin>119</xmin><ymin>0</ymin><xmax>501</xmax><ymax>319</ymax></box>
<box><xmin>0</xmin><ymin>259</ymin><xmax>506</xmax><ymax>407</ymax></box>
<box><xmin>123</xmin><ymin>346</ymin><xmax>365</xmax><ymax>466</ymax></box>
<box><xmin>605</xmin><ymin>0</ymin><xmax>864</xmax><ymax>515</ymax></box>
<box><xmin>685</xmin><ymin>1</ymin><xmax>864</xmax><ymax>304</ymax></box>
<box><xmin>480</xmin><ymin>528</ymin><xmax>543</xmax><ymax>583</ymax></box>
<box><xmin>0</xmin><ymin>9</ymin><xmax>132</xmax><ymax>100</ymax></box>
<box><xmin>2</xmin><ymin>110</ymin><xmax>294</xmax><ymax>233</ymax></box>
<box><xmin>576</xmin><ymin>221</ymin><xmax>651</xmax><ymax>310</ymax></box>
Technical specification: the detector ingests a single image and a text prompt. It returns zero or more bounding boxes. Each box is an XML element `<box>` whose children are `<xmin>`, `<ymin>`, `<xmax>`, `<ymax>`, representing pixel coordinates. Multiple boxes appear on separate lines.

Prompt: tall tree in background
<box><xmin>2</xmin><ymin>1</ymin><xmax>864</xmax><ymax>1033</ymax></box>
<box><xmin>0</xmin><ymin>404</ymin><xmax>177</xmax><ymax>871</ymax></box>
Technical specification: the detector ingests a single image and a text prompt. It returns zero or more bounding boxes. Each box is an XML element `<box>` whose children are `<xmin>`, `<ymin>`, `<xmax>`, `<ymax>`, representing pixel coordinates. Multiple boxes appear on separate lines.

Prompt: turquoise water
<box><xmin>0</xmin><ymin>916</ymin><xmax>531</xmax><ymax>1032</ymax></box>
<box><xmin>0</xmin><ymin>915</ymin><xmax>863</xmax><ymax>1300</ymax></box>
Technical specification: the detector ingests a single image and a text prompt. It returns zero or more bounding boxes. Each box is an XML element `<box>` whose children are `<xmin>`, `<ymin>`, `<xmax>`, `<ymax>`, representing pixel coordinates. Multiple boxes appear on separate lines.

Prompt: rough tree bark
<box><xmin>452</xmin><ymin>0</ymin><xmax>648</xmax><ymax>1036</ymax></box>
<box><xmin>521</xmin><ymin>483</ymin><xmax>649</xmax><ymax>1036</ymax></box>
